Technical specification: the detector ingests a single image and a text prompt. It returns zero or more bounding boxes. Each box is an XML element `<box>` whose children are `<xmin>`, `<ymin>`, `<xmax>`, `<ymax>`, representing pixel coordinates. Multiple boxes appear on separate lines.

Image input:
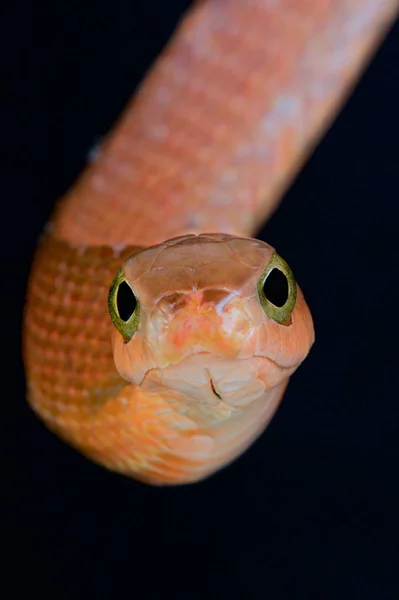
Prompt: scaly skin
<box><xmin>23</xmin><ymin>1</ymin><xmax>398</xmax><ymax>485</ymax></box>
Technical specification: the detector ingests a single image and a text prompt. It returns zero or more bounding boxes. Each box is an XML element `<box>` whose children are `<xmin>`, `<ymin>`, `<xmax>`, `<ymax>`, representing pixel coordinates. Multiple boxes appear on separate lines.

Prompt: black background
<box><xmin>6</xmin><ymin>2</ymin><xmax>399</xmax><ymax>598</ymax></box>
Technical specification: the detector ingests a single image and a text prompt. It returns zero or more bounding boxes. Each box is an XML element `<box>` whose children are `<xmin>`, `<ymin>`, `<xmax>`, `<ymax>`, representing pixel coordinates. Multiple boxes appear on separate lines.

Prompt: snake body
<box><xmin>23</xmin><ymin>1</ymin><xmax>398</xmax><ymax>485</ymax></box>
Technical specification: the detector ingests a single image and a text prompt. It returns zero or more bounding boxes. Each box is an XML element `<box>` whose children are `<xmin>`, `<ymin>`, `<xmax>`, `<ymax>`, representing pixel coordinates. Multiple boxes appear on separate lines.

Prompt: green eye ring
<box><xmin>108</xmin><ymin>269</ymin><xmax>140</xmax><ymax>342</ymax></box>
<box><xmin>257</xmin><ymin>252</ymin><xmax>297</xmax><ymax>325</ymax></box>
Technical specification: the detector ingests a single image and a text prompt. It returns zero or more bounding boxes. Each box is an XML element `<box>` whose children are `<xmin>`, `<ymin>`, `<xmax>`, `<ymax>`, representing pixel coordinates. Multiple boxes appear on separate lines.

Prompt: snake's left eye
<box><xmin>257</xmin><ymin>252</ymin><xmax>297</xmax><ymax>325</ymax></box>
<box><xmin>108</xmin><ymin>269</ymin><xmax>140</xmax><ymax>342</ymax></box>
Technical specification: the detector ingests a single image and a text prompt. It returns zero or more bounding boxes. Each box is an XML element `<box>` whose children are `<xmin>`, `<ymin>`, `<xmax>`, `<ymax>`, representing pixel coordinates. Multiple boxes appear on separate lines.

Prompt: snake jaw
<box><xmin>128</xmin><ymin>352</ymin><xmax>294</xmax><ymax>419</ymax></box>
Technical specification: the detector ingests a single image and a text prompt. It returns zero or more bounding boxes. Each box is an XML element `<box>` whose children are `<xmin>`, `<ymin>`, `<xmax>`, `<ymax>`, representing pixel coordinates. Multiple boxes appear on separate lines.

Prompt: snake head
<box><xmin>108</xmin><ymin>233</ymin><xmax>314</xmax><ymax>412</ymax></box>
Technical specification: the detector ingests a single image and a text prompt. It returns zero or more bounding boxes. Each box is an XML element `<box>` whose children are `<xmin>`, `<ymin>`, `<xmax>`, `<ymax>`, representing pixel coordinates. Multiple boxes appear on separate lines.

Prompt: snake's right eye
<box><xmin>108</xmin><ymin>269</ymin><xmax>140</xmax><ymax>342</ymax></box>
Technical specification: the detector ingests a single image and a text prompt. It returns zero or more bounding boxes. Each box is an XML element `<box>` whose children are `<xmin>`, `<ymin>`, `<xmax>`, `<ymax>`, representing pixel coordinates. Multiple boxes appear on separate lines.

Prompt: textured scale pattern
<box><xmin>23</xmin><ymin>0</ymin><xmax>399</xmax><ymax>484</ymax></box>
<box><xmin>25</xmin><ymin>233</ymin><xmax>313</xmax><ymax>484</ymax></box>
<box><xmin>52</xmin><ymin>0</ymin><xmax>398</xmax><ymax>247</ymax></box>
<box><xmin>24</xmin><ymin>235</ymin><xmax>217</xmax><ymax>483</ymax></box>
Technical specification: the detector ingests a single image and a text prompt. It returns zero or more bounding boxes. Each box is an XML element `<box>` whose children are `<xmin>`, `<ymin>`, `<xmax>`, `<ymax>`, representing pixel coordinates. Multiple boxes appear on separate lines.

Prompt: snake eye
<box><xmin>108</xmin><ymin>269</ymin><xmax>140</xmax><ymax>342</ymax></box>
<box><xmin>116</xmin><ymin>281</ymin><xmax>137</xmax><ymax>321</ymax></box>
<box><xmin>257</xmin><ymin>252</ymin><xmax>297</xmax><ymax>325</ymax></box>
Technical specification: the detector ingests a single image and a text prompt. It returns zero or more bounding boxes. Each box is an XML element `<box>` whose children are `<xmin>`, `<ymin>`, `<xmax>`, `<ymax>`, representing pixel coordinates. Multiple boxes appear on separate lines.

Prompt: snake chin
<box><xmin>131</xmin><ymin>352</ymin><xmax>295</xmax><ymax>413</ymax></box>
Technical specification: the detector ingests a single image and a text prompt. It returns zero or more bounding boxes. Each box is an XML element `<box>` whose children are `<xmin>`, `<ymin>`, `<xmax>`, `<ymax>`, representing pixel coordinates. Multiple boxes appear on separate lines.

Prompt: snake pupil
<box><xmin>263</xmin><ymin>268</ymin><xmax>289</xmax><ymax>307</ymax></box>
<box><xmin>116</xmin><ymin>281</ymin><xmax>136</xmax><ymax>321</ymax></box>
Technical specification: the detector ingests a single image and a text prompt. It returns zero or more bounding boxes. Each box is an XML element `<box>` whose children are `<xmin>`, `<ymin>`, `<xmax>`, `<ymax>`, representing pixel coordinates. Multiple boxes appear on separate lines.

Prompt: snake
<box><xmin>23</xmin><ymin>1</ymin><xmax>399</xmax><ymax>486</ymax></box>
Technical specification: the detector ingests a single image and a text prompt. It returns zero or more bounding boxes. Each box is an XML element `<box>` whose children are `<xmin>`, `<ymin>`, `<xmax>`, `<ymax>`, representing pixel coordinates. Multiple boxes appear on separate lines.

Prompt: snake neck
<box><xmin>50</xmin><ymin>0</ymin><xmax>397</xmax><ymax>249</ymax></box>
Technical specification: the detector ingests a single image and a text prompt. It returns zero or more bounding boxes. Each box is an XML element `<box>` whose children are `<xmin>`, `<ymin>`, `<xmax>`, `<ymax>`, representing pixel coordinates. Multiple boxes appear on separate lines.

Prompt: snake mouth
<box><xmin>137</xmin><ymin>351</ymin><xmax>296</xmax><ymax>388</ymax></box>
<box><xmin>136</xmin><ymin>352</ymin><xmax>297</xmax><ymax>410</ymax></box>
<box><xmin>208</xmin><ymin>373</ymin><xmax>223</xmax><ymax>400</ymax></box>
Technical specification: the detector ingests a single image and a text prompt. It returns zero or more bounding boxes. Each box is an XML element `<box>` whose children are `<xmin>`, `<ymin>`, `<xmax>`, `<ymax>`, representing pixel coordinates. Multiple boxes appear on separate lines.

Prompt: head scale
<box><xmin>108</xmin><ymin>233</ymin><xmax>314</xmax><ymax>411</ymax></box>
